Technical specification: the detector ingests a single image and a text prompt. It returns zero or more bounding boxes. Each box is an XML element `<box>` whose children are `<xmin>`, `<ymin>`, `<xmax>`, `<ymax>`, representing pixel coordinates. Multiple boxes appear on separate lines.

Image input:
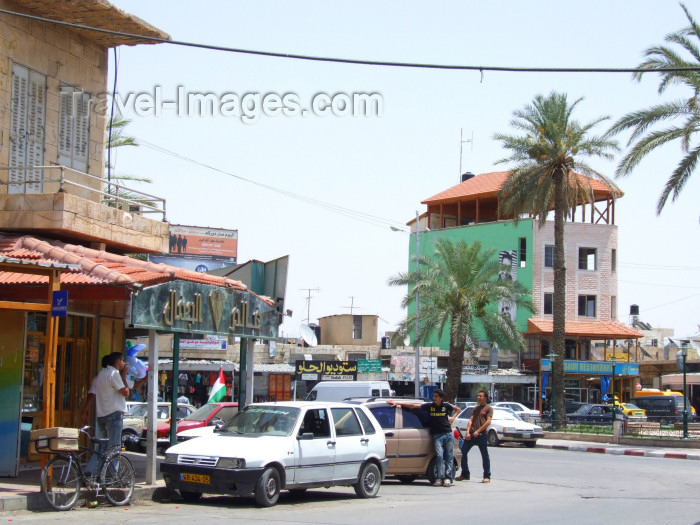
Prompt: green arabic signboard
<box><xmin>357</xmin><ymin>359</ymin><xmax>382</xmax><ymax>373</ymax></box>
<box><xmin>130</xmin><ymin>281</ymin><xmax>278</xmax><ymax>339</ymax></box>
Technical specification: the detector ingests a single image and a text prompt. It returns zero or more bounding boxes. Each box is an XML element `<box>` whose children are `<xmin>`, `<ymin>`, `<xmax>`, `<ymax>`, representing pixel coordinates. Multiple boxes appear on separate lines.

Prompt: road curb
<box><xmin>537</xmin><ymin>441</ymin><xmax>700</xmax><ymax>460</ymax></box>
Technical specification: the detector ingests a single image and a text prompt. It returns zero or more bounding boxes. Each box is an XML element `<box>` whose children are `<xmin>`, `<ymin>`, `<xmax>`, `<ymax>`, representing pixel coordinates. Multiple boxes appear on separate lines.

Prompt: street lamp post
<box><xmin>546</xmin><ymin>352</ymin><xmax>558</xmax><ymax>431</ymax></box>
<box><xmin>413</xmin><ymin>210</ymin><xmax>421</xmax><ymax>399</ymax></box>
<box><xmin>682</xmin><ymin>348</ymin><xmax>689</xmax><ymax>439</ymax></box>
<box><xmin>610</xmin><ymin>356</ymin><xmax>617</xmax><ymax>424</ymax></box>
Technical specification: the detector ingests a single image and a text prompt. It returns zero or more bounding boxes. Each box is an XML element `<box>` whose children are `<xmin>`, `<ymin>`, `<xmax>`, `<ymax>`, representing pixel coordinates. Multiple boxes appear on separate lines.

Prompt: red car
<box><xmin>156</xmin><ymin>402</ymin><xmax>239</xmax><ymax>445</ymax></box>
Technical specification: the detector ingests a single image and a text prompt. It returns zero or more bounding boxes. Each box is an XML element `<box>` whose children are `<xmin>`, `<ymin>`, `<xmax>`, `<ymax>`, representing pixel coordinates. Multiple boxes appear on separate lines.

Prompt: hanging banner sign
<box><xmin>130</xmin><ymin>281</ymin><xmax>278</xmax><ymax>338</ymax></box>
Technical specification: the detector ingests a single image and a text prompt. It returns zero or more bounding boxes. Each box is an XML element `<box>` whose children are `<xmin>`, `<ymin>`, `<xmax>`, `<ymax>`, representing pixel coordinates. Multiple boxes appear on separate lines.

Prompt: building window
<box><xmin>544</xmin><ymin>245</ymin><xmax>554</xmax><ymax>268</ymax></box>
<box><xmin>348</xmin><ymin>353</ymin><xmax>366</xmax><ymax>361</ymax></box>
<box><xmin>519</xmin><ymin>237</ymin><xmax>527</xmax><ymax>268</ymax></box>
<box><xmin>58</xmin><ymin>84</ymin><xmax>91</xmax><ymax>173</ymax></box>
<box><xmin>611</xmin><ymin>296</ymin><xmax>617</xmax><ymax>320</ymax></box>
<box><xmin>9</xmin><ymin>63</ymin><xmax>46</xmax><ymax>194</ymax></box>
<box><xmin>352</xmin><ymin>315</ymin><xmax>362</xmax><ymax>339</ymax></box>
<box><xmin>544</xmin><ymin>293</ymin><xmax>553</xmax><ymax>315</ymax></box>
<box><xmin>611</xmin><ymin>249</ymin><xmax>617</xmax><ymax>272</ymax></box>
<box><xmin>578</xmin><ymin>248</ymin><xmax>597</xmax><ymax>270</ymax></box>
<box><xmin>578</xmin><ymin>295</ymin><xmax>597</xmax><ymax>317</ymax></box>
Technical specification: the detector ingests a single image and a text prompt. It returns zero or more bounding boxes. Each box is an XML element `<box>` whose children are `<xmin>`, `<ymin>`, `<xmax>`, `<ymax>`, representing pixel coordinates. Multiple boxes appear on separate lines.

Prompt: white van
<box><xmin>306</xmin><ymin>381</ymin><xmax>393</xmax><ymax>402</ymax></box>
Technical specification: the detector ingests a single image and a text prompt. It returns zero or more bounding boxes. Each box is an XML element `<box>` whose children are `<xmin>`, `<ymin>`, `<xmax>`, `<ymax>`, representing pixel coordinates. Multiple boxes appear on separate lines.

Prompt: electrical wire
<box><xmin>2</xmin><ymin>7</ymin><xmax>700</xmax><ymax>74</ymax></box>
<box><xmin>135</xmin><ymin>138</ymin><xmax>408</xmax><ymax>230</ymax></box>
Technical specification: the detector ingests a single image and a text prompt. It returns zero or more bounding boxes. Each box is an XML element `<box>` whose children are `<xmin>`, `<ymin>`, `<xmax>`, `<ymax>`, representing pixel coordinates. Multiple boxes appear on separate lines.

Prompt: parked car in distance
<box><xmin>161</xmin><ymin>401</ymin><xmax>388</xmax><ymax>506</ymax></box>
<box><xmin>565</xmin><ymin>401</ymin><xmax>587</xmax><ymax>414</ymax></box>
<box><xmin>491</xmin><ymin>402</ymin><xmax>540</xmax><ymax>422</ymax></box>
<box><xmin>122</xmin><ymin>402</ymin><xmax>196</xmax><ymax>451</ymax></box>
<box><xmin>348</xmin><ymin>399</ymin><xmax>461</xmax><ymax>484</ymax></box>
<box><xmin>454</xmin><ymin>401</ymin><xmax>478</xmax><ymax>411</ymax></box>
<box><xmin>305</xmin><ymin>380</ymin><xmax>393</xmax><ymax>402</ymax></box>
<box><xmin>566</xmin><ymin>404</ymin><xmax>628</xmax><ymax>425</ymax></box>
<box><xmin>632</xmin><ymin>395</ymin><xmax>696</xmax><ymax>424</ymax></box>
<box><xmin>610</xmin><ymin>402</ymin><xmax>647</xmax><ymax>421</ymax></box>
<box><xmin>156</xmin><ymin>402</ymin><xmax>239</xmax><ymax>446</ymax></box>
<box><xmin>454</xmin><ymin>406</ymin><xmax>543</xmax><ymax>447</ymax></box>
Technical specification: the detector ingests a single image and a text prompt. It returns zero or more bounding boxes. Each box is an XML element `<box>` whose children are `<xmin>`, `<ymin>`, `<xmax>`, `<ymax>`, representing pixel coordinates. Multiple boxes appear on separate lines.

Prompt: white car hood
<box><xmin>492</xmin><ymin>418</ymin><xmax>539</xmax><ymax>431</ymax></box>
<box><xmin>177</xmin><ymin>426</ymin><xmax>216</xmax><ymax>439</ymax></box>
<box><xmin>166</xmin><ymin>433</ymin><xmax>294</xmax><ymax>465</ymax></box>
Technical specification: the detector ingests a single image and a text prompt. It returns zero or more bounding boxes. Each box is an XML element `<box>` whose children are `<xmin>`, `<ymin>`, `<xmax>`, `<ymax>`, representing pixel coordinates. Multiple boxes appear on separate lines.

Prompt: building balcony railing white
<box><xmin>0</xmin><ymin>165</ymin><xmax>166</xmax><ymax>221</ymax></box>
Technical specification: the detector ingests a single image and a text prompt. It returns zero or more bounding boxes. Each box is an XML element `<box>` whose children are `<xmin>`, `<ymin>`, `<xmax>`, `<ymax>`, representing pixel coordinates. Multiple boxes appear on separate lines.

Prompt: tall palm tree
<box><xmin>388</xmin><ymin>239</ymin><xmax>533</xmax><ymax>401</ymax></box>
<box><xmin>494</xmin><ymin>92</ymin><xmax>620</xmax><ymax>427</ymax></box>
<box><xmin>608</xmin><ymin>3</ymin><xmax>700</xmax><ymax>215</ymax></box>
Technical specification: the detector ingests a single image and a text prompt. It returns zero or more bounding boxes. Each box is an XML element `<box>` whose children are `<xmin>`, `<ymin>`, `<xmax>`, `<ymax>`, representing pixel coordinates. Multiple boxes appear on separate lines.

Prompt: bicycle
<box><xmin>39</xmin><ymin>425</ymin><xmax>136</xmax><ymax>511</ymax></box>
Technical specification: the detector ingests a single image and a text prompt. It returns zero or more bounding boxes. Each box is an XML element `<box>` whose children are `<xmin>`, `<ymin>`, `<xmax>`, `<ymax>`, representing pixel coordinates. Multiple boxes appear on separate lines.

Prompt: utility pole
<box><xmin>299</xmin><ymin>287</ymin><xmax>320</xmax><ymax>324</ymax></box>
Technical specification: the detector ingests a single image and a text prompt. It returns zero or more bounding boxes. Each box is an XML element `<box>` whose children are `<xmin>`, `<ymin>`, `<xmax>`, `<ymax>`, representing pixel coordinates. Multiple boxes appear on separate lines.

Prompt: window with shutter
<box><xmin>58</xmin><ymin>84</ymin><xmax>91</xmax><ymax>174</ymax></box>
<box><xmin>9</xmin><ymin>64</ymin><xmax>46</xmax><ymax>194</ymax></box>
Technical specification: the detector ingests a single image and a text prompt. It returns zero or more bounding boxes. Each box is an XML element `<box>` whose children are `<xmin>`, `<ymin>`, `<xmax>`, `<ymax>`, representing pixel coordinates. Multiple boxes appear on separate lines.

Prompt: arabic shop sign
<box><xmin>295</xmin><ymin>360</ymin><xmax>358</xmax><ymax>381</ymax></box>
<box><xmin>357</xmin><ymin>359</ymin><xmax>382</xmax><ymax>373</ymax></box>
<box><xmin>540</xmin><ymin>359</ymin><xmax>639</xmax><ymax>376</ymax></box>
<box><xmin>130</xmin><ymin>281</ymin><xmax>278</xmax><ymax>338</ymax></box>
<box><xmin>462</xmin><ymin>364</ymin><xmax>488</xmax><ymax>374</ymax></box>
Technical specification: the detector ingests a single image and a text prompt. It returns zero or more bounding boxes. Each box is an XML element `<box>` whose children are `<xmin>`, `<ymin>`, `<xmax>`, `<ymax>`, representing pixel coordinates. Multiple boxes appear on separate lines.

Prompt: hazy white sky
<box><xmin>108</xmin><ymin>1</ymin><xmax>700</xmax><ymax>340</ymax></box>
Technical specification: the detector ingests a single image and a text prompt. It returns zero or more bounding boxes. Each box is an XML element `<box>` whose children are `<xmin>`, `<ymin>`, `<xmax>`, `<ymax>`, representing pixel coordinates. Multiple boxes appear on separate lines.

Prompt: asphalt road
<box><xmin>5</xmin><ymin>445</ymin><xmax>700</xmax><ymax>524</ymax></box>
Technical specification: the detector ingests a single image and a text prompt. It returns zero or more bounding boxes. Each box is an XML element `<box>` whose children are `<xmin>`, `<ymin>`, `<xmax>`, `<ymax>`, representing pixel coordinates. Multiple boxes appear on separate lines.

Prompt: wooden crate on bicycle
<box><xmin>29</xmin><ymin>427</ymin><xmax>79</xmax><ymax>454</ymax></box>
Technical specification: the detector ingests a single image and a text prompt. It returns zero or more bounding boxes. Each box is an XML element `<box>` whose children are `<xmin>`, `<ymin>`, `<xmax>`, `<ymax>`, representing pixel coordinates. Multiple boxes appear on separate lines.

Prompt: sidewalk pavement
<box><xmin>0</xmin><ymin>452</ymin><xmax>173</xmax><ymax>512</ymax></box>
<box><xmin>3</xmin><ymin>438</ymin><xmax>700</xmax><ymax>512</ymax></box>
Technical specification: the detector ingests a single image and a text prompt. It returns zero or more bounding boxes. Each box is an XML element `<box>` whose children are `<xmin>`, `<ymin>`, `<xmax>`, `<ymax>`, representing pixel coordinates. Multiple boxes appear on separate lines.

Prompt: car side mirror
<box><xmin>297</xmin><ymin>432</ymin><xmax>314</xmax><ymax>441</ymax></box>
<box><xmin>209</xmin><ymin>417</ymin><xmax>224</xmax><ymax>426</ymax></box>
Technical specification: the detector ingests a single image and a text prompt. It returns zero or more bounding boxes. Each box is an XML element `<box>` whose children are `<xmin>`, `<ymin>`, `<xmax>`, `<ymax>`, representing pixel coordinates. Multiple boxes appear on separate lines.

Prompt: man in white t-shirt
<box><xmin>81</xmin><ymin>352</ymin><xmax>146</xmax><ymax>473</ymax></box>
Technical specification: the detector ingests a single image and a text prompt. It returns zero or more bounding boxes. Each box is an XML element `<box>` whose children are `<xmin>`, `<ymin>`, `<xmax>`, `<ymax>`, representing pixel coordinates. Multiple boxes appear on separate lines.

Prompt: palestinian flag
<box><xmin>208</xmin><ymin>367</ymin><xmax>226</xmax><ymax>403</ymax></box>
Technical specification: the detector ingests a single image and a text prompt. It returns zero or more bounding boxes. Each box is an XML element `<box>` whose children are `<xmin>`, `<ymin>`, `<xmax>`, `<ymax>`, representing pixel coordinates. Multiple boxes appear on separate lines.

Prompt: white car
<box><xmin>491</xmin><ymin>402</ymin><xmax>541</xmax><ymax>422</ymax></box>
<box><xmin>161</xmin><ymin>401</ymin><xmax>389</xmax><ymax>506</ymax></box>
<box><xmin>455</xmin><ymin>407</ymin><xmax>544</xmax><ymax>448</ymax></box>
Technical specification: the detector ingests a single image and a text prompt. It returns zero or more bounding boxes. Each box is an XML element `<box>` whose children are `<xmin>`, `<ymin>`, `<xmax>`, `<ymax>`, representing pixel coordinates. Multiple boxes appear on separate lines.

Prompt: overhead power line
<box><xmin>136</xmin><ymin>138</ymin><xmax>406</xmax><ymax>230</ymax></box>
<box><xmin>3</xmin><ymin>7</ymin><xmax>700</xmax><ymax>74</ymax></box>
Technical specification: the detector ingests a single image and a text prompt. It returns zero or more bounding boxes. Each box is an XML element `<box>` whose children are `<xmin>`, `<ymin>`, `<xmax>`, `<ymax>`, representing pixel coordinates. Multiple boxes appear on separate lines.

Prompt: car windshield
<box><xmin>220</xmin><ymin>406</ymin><xmax>300</xmax><ymax>436</ymax></box>
<box><xmin>624</xmin><ymin>404</ymin><xmax>641</xmax><ymax>410</ymax></box>
<box><xmin>129</xmin><ymin>405</ymin><xmax>148</xmax><ymax>418</ymax></box>
<box><xmin>185</xmin><ymin>403</ymin><xmax>220</xmax><ymax>422</ymax></box>
<box><xmin>493</xmin><ymin>409</ymin><xmax>521</xmax><ymax>421</ymax></box>
<box><xmin>127</xmin><ymin>404</ymin><xmax>145</xmax><ymax>416</ymax></box>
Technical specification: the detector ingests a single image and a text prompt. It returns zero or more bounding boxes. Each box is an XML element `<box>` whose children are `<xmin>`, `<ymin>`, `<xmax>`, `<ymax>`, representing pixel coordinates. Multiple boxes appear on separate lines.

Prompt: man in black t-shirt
<box><xmin>389</xmin><ymin>389</ymin><xmax>460</xmax><ymax>486</ymax></box>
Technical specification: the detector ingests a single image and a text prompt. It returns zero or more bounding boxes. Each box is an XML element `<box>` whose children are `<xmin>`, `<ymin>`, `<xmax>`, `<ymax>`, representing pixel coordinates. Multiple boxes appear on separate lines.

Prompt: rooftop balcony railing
<box><xmin>0</xmin><ymin>165</ymin><xmax>167</xmax><ymax>221</ymax></box>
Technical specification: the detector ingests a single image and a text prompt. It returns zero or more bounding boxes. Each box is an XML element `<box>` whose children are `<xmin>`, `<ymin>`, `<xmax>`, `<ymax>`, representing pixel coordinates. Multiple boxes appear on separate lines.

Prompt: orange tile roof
<box><xmin>527</xmin><ymin>318</ymin><xmax>643</xmax><ymax>339</ymax></box>
<box><xmin>422</xmin><ymin>171</ymin><xmax>622</xmax><ymax>205</ymax></box>
<box><xmin>0</xmin><ymin>234</ymin><xmax>274</xmax><ymax>306</ymax></box>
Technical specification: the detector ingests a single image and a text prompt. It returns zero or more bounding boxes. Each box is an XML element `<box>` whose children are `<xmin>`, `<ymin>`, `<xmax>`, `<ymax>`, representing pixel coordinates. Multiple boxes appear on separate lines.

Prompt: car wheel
<box><xmin>524</xmin><ymin>440</ymin><xmax>537</xmax><ymax>448</ymax></box>
<box><xmin>255</xmin><ymin>467</ymin><xmax>281</xmax><ymax>507</ymax></box>
<box><xmin>427</xmin><ymin>457</ymin><xmax>438</xmax><ymax>485</ymax></box>
<box><xmin>487</xmin><ymin>430</ymin><xmax>500</xmax><ymax>447</ymax></box>
<box><xmin>121</xmin><ymin>430</ymin><xmax>138</xmax><ymax>451</ymax></box>
<box><xmin>396</xmin><ymin>475</ymin><xmax>418</xmax><ymax>484</ymax></box>
<box><xmin>354</xmin><ymin>462</ymin><xmax>381</xmax><ymax>498</ymax></box>
<box><xmin>180</xmin><ymin>490</ymin><xmax>202</xmax><ymax>501</ymax></box>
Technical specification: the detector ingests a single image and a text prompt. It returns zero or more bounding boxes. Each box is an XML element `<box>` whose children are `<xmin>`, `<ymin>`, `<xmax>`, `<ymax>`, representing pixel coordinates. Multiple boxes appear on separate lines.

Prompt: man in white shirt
<box><xmin>81</xmin><ymin>352</ymin><xmax>146</xmax><ymax>473</ymax></box>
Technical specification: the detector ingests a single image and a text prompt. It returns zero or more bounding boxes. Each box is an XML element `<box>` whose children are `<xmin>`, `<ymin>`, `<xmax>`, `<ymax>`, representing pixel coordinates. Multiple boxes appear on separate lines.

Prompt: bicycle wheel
<box><xmin>41</xmin><ymin>456</ymin><xmax>82</xmax><ymax>511</ymax></box>
<box><xmin>100</xmin><ymin>453</ymin><xmax>135</xmax><ymax>506</ymax></box>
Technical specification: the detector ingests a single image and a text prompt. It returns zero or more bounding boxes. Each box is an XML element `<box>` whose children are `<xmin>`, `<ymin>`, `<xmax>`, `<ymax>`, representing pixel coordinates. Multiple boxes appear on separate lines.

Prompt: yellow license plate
<box><xmin>182</xmin><ymin>473</ymin><xmax>210</xmax><ymax>484</ymax></box>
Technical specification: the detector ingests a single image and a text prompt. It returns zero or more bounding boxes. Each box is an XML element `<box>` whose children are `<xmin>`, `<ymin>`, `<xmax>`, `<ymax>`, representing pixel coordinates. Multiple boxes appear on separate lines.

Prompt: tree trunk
<box><xmin>552</xmin><ymin>170</ymin><xmax>567</xmax><ymax>428</ymax></box>
<box><xmin>445</xmin><ymin>319</ymin><xmax>465</xmax><ymax>401</ymax></box>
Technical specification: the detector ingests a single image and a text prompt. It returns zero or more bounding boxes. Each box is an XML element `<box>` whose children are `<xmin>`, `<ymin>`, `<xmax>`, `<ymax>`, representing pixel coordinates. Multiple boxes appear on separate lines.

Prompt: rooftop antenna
<box><xmin>459</xmin><ymin>129</ymin><xmax>474</xmax><ymax>181</ymax></box>
<box><xmin>300</xmin><ymin>287</ymin><xmax>320</xmax><ymax>324</ymax></box>
<box><xmin>341</xmin><ymin>296</ymin><xmax>362</xmax><ymax>315</ymax></box>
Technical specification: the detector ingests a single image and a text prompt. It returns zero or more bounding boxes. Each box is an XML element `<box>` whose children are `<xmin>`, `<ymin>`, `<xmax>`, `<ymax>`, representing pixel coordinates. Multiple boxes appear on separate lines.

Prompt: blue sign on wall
<box><xmin>51</xmin><ymin>290</ymin><xmax>68</xmax><ymax>317</ymax></box>
<box><xmin>541</xmin><ymin>359</ymin><xmax>639</xmax><ymax>376</ymax></box>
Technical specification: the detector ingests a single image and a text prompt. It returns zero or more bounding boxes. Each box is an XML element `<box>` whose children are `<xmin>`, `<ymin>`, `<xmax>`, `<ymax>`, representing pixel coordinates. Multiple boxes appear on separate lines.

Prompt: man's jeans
<box><xmin>460</xmin><ymin>432</ymin><xmax>491</xmax><ymax>479</ymax></box>
<box><xmin>433</xmin><ymin>431</ymin><xmax>455</xmax><ymax>481</ymax></box>
<box><xmin>85</xmin><ymin>411</ymin><xmax>123</xmax><ymax>475</ymax></box>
